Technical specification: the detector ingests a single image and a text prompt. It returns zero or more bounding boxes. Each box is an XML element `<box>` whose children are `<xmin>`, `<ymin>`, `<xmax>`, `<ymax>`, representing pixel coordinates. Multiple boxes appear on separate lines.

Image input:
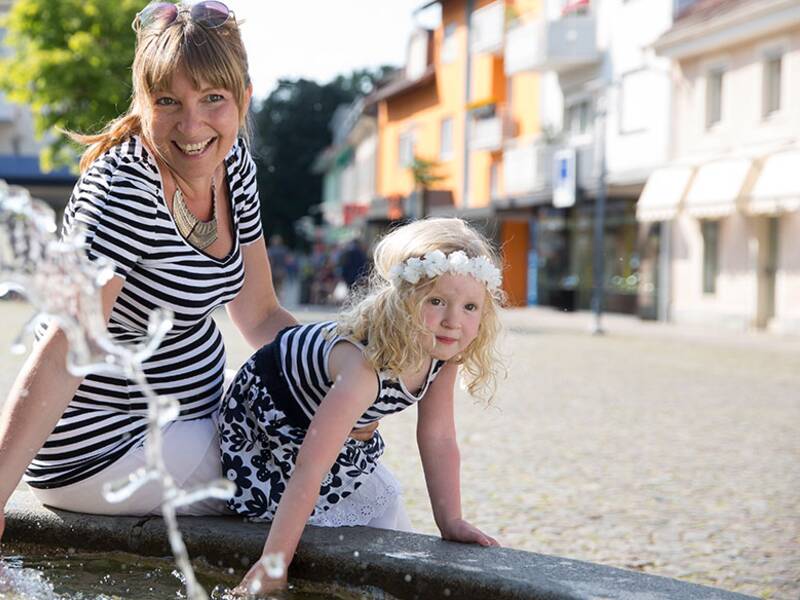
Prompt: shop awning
<box><xmin>746</xmin><ymin>149</ymin><xmax>800</xmax><ymax>215</ymax></box>
<box><xmin>684</xmin><ymin>158</ymin><xmax>753</xmax><ymax>218</ymax></box>
<box><xmin>636</xmin><ymin>165</ymin><xmax>694</xmax><ymax>222</ymax></box>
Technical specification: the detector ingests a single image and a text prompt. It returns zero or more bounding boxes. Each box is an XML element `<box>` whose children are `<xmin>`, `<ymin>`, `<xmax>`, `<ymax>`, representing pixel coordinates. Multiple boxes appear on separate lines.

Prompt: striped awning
<box><xmin>684</xmin><ymin>158</ymin><xmax>753</xmax><ymax>219</ymax></box>
<box><xmin>746</xmin><ymin>149</ymin><xmax>800</xmax><ymax>215</ymax></box>
<box><xmin>636</xmin><ymin>165</ymin><xmax>694</xmax><ymax>222</ymax></box>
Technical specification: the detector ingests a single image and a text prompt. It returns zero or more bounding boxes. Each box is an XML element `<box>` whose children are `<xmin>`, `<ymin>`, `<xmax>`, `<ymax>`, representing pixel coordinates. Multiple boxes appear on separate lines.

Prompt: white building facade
<box><xmin>502</xmin><ymin>0</ymin><xmax>679</xmax><ymax>315</ymax></box>
<box><xmin>644</xmin><ymin>0</ymin><xmax>800</xmax><ymax>333</ymax></box>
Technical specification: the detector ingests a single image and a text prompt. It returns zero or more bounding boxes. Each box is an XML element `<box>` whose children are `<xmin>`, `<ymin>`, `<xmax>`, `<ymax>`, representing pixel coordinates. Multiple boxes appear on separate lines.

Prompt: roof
<box><xmin>367</xmin><ymin>66</ymin><xmax>436</xmax><ymax>104</ymax></box>
<box><xmin>654</xmin><ymin>0</ymin><xmax>800</xmax><ymax>58</ymax></box>
<box><xmin>673</xmin><ymin>0</ymin><xmax>751</xmax><ymax>26</ymax></box>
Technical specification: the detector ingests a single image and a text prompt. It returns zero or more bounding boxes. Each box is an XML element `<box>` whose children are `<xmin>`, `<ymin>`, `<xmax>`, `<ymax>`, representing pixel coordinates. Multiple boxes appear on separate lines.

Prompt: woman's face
<box><xmin>147</xmin><ymin>68</ymin><xmax>250</xmax><ymax>182</ymax></box>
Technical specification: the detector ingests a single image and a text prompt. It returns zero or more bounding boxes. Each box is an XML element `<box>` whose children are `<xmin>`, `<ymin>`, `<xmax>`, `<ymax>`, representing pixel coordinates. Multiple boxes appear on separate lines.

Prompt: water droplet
<box><xmin>404</xmin><ymin>574</ymin><xmax>412</xmax><ymax>582</ymax></box>
<box><xmin>259</xmin><ymin>552</ymin><xmax>285</xmax><ymax>579</ymax></box>
<box><xmin>353</xmin><ymin>551</ymin><xmax>359</xmax><ymax>558</ymax></box>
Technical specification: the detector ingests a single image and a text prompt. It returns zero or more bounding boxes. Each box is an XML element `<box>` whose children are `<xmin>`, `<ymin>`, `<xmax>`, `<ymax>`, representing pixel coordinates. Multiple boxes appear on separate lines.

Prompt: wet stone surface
<box><xmin>2</xmin><ymin>301</ymin><xmax>798</xmax><ymax>599</ymax></box>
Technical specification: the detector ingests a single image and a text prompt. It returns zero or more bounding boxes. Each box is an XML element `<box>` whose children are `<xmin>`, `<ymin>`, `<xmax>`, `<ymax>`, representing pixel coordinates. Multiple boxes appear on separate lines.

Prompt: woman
<box><xmin>0</xmin><ymin>1</ymin><xmax>297</xmax><ymax>526</ymax></box>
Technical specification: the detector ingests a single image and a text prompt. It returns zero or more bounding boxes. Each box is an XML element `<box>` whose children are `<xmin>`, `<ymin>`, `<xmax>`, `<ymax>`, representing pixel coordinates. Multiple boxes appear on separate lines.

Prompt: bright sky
<box><xmin>225</xmin><ymin>0</ymin><xmax>441</xmax><ymax>100</ymax></box>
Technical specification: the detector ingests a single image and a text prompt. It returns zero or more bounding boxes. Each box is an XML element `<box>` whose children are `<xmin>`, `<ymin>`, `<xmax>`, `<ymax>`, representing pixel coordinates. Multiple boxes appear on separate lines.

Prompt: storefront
<box><xmin>536</xmin><ymin>198</ymin><xmax>639</xmax><ymax>314</ymax></box>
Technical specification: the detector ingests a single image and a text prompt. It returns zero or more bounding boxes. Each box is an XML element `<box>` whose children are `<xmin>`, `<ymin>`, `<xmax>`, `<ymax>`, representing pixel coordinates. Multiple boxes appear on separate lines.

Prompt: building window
<box><xmin>439</xmin><ymin>117</ymin><xmax>453</xmax><ymax>161</ymax></box>
<box><xmin>565</xmin><ymin>99</ymin><xmax>593</xmax><ymax>136</ymax></box>
<box><xmin>705</xmin><ymin>68</ymin><xmax>724</xmax><ymax>128</ymax></box>
<box><xmin>399</xmin><ymin>130</ymin><xmax>415</xmax><ymax>167</ymax></box>
<box><xmin>489</xmin><ymin>162</ymin><xmax>499</xmax><ymax>200</ymax></box>
<box><xmin>701</xmin><ymin>220</ymin><xmax>719</xmax><ymax>294</ymax></box>
<box><xmin>441</xmin><ymin>22</ymin><xmax>457</xmax><ymax>64</ymax></box>
<box><xmin>762</xmin><ymin>52</ymin><xmax>782</xmax><ymax>117</ymax></box>
<box><xmin>406</xmin><ymin>30</ymin><xmax>429</xmax><ymax>81</ymax></box>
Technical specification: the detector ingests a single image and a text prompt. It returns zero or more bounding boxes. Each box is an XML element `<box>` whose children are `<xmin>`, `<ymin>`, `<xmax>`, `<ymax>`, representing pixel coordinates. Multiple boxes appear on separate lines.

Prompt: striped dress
<box><xmin>219</xmin><ymin>321</ymin><xmax>446</xmax><ymax>521</ymax></box>
<box><xmin>24</xmin><ymin>136</ymin><xmax>263</xmax><ymax>490</ymax></box>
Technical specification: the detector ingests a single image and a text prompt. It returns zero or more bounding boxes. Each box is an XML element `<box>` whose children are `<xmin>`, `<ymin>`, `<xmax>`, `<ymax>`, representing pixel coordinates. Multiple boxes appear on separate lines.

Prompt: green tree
<box><xmin>252</xmin><ymin>67</ymin><xmax>395</xmax><ymax>247</ymax></box>
<box><xmin>0</xmin><ymin>0</ymin><xmax>141</xmax><ymax>170</ymax></box>
<box><xmin>410</xmin><ymin>155</ymin><xmax>445</xmax><ymax>218</ymax></box>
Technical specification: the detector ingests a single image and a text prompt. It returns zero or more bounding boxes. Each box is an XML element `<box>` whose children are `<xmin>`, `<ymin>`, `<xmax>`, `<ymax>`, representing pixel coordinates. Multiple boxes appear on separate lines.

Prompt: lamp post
<box><xmin>591</xmin><ymin>93</ymin><xmax>607</xmax><ymax>335</ymax></box>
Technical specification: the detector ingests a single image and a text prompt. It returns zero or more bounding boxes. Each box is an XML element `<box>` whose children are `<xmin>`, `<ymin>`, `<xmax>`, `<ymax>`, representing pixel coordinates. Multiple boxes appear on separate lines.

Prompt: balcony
<box><xmin>503</xmin><ymin>140</ymin><xmax>554</xmax><ymax>196</ymax></box>
<box><xmin>470</xmin><ymin>1</ymin><xmax>504</xmax><ymax>55</ymax></box>
<box><xmin>504</xmin><ymin>14</ymin><xmax>600</xmax><ymax>75</ymax></box>
<box><xmin>469</xmin><ymin>104</ymin><xmax>516</xmax><ymax>153</ymax></box>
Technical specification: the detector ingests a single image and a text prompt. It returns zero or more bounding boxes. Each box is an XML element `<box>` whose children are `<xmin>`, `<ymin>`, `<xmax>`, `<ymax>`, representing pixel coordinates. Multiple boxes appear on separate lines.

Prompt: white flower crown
<box><xmin>387</xmin><ymin>250</ymin><xmax>502</xmax><ymax>291</ymax></box>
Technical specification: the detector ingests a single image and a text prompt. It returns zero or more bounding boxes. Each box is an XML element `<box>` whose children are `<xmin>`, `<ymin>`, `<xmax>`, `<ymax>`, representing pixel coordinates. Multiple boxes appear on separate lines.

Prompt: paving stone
<box><xmin>1</xmin><ymin>301</ymin><xmax>798</xmax><ymax>599</ymax></box>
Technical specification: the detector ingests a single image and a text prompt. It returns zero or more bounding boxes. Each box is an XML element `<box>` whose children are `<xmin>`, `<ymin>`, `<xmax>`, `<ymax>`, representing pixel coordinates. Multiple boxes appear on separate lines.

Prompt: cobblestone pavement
<box><xmin>1</xmin><ymin>300</ymin><xmax>798</xmax><ymax>599</ymax></box>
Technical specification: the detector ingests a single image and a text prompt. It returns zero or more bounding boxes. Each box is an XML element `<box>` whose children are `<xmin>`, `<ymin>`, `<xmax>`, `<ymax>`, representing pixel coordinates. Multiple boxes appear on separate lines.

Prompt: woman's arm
<box><xmin>235</xmin><ymin>342</ymin><xmax>378</xmax><ymax>595</ymax></box>
<box><xmin>226</xmin><ymin>238</ymin><xmax>297</xmax><ymax>350</ymax></box>
<box><xmin>417</xmin><ymin>362</ymin><xmax>499</xmax><ymax>547</ymax></box>
<box><xmin>0</xmin><ymin>275</ymin><xmax>125</xmax><ymax>537</ymax></box>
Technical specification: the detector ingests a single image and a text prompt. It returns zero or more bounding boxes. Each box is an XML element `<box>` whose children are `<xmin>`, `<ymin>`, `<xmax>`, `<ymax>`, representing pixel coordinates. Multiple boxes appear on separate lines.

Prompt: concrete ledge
<box><xmin>6</xmin><ymin>490</ymin><xmax>755</xmax><ymax>600</ymax></box>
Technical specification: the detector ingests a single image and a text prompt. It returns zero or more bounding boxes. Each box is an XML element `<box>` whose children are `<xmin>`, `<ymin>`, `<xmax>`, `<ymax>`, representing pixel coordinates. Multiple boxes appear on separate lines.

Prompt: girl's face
<box><xmin>147</xmin><ymin>68</ymin><xmax>249</xmax><ymax>182</ymax></box>
<box><xmin>420</xmin><ymin>273</ymin><xmax>486</xmax><ymax>361</ymax></box>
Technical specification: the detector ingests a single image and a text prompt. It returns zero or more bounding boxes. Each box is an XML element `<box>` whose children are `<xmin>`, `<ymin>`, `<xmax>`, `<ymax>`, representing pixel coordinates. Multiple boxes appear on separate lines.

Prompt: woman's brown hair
<box><xmin>71</xmin><ymin>4</ymin><xmax>251</xmax><ymax>172</ymax></box>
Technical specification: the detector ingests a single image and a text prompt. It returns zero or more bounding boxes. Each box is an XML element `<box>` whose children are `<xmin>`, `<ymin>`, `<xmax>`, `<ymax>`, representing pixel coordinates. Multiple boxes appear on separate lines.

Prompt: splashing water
<box><xmin>0</xmin><ymin>182</ymin><xmax>236</xmax><ymax>599</ymax></box>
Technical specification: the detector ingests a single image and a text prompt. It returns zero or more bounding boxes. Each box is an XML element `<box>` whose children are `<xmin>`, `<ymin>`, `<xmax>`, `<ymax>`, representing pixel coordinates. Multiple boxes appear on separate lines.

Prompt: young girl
<box><xmin>219</xmin><ymin>218</ymin><xmax>505</xmax><ymax>594</ymax></box>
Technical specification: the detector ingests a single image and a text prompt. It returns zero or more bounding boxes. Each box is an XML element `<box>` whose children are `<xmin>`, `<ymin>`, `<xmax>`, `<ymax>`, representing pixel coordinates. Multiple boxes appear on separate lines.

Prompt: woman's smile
<box><xmin>174</xmin><ymin>137</ymin><xmax>218</xmax><ymax>157</ymax></box>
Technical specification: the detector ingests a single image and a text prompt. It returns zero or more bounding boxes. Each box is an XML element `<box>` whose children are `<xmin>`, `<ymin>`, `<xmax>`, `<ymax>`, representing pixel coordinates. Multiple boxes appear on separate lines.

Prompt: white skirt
<box><xmin>30</xmin><ymin>417</ymin><xmax>413</xmax><ymax>530</ymax></box>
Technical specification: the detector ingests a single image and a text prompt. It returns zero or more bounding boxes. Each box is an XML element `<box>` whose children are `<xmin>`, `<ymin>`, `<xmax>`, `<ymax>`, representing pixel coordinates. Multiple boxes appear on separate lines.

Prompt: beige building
<box><xmin>639</xmin><ymin>0</ymin><xmax>800</xmax><ymax>333</ymax></box>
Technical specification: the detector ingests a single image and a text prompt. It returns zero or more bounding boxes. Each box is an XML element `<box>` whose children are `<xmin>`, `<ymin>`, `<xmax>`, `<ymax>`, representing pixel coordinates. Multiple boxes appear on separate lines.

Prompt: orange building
<box><xmin>369</xmin><ymin>0</ymin><xmax>547</xmax><ymax>306</ymax></box>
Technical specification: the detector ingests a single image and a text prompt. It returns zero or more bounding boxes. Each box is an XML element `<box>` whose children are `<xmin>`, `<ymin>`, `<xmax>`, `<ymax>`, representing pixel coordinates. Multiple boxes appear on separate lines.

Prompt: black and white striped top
<box><xmin>267</xmin><ymin>321</ymin><xmax>446</xmax><ymax>428</ymax></box>
<box><xmin>25</xmin><ymin>136</ymin><xmax>263</xmax><ymax>489</ymax></box>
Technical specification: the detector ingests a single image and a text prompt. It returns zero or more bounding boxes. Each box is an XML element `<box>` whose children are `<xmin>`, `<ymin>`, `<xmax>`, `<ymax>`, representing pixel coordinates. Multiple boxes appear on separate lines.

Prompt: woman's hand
<box><xmin>349</xmin><ymin>421</ymin><xmax>379</xmax><ymax>442</ymax></box>
<box><xmin>232</xmin><ymin>555</ymin><xmax>288</xmax><ymax>597</ymax></box>
<box><xmin>440</xmin><ymin>517</ymin><xmax>500</xmax><ymax>547</ymax></box>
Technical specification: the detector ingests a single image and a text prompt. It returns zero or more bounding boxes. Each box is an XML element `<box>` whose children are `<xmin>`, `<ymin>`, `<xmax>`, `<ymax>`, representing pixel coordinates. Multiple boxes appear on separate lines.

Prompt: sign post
<box><xmin>553</xmin><ymin>148</ymin><xmax>576</xmax><ymax>209</ymax></box>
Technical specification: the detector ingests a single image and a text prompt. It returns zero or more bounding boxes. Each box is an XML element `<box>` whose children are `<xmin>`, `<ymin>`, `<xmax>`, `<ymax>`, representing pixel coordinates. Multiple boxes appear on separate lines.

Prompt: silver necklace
<box><xmin>172</xmin><ymin>176</ymin><xmax>218</xmax><ymax>250</ymax></box>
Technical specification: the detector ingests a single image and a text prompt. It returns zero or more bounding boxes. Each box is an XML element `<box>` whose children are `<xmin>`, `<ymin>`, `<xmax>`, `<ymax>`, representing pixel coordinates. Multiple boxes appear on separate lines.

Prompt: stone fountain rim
<box><xmin>5</xmin><ymin>489</ymin><xmax>755</xmax><ymax>600</ymax></box>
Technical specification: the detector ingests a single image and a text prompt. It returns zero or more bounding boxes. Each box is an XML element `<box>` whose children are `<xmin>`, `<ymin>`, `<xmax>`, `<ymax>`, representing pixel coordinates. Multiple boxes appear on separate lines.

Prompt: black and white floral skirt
<box><xmin>218</xmin><ymin>357</ymin><xmax>387</xmax><ymax>522</ymax></box>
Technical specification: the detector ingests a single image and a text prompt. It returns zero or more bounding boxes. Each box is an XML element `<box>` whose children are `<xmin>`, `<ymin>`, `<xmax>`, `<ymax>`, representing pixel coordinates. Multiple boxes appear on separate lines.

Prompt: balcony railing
<box><xmin>469</xmin><ymin>104</ymin><xmax>516</xmax><ymax>152</ymax></box>
<box><xmin>504</xmin><ymin>13</ymin><xmax>600</xmax><ymax>75</ymax></box>
<box><xmin>503</xmin><ymin>140</ymin><xmax>554</xmax><ymax>196</ymax></box>
<box><xmin>470</xmin><ymin>1</ymin><xmax>504</xmax><ymax>55</ymax></box>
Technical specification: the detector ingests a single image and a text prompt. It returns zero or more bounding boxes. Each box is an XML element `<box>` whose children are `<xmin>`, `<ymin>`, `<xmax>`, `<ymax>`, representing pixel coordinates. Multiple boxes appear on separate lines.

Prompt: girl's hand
<box><xmin>440</xmin><ymin>518</ymin><xmax>500</xmax><ymax>547</ymax></box>
<box><xmin>232</xmin><ymin>556</ymin><xmax>288</xmax><ymax>597</ymax></box>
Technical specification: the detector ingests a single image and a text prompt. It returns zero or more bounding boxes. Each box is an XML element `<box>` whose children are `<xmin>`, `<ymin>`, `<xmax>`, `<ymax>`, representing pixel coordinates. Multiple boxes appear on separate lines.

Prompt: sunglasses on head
<box><xmin>132</xmin><ymin>1</ymin><xmax>234</xmax><ymax>32</ymax></box>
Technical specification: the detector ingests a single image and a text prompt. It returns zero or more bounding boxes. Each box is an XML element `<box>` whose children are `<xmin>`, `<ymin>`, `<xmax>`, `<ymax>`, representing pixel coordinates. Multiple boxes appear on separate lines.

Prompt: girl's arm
<box><xmin>417</xmin><ymin>362</ymin><xmax>499</xmax><ymax>547</ymax></box>
<box><xmin>235</xmin><ymin>342</ymin><xmax>379</xmax><ymax>595</ymax></box>
<box><xmin>0</xmin><ymin>275</ymin><xmax>125</xmax><ymax>538</ymax></box>
<box><xmin>226</xmin><ymin>237</ymin><xmax>297</xmax><ymax>349</ymax></box>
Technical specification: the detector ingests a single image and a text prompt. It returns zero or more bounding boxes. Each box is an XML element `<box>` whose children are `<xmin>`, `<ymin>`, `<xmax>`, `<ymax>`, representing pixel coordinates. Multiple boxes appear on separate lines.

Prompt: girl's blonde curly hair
<box><xmin>335</xmin><ymin>218</ymin><xmax>506</xmax><ymax>403</ymax></box>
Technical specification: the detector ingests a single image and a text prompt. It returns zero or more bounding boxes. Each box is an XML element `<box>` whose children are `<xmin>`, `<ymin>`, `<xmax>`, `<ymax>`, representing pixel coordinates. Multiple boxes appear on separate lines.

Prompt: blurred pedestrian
<box><xmin>339</xmin><ymin>238</ymin><xmax>369</xmax><ymax>291</ymax></box>
<box><xmin>267</xmin><ymin>234</ymin><xmax>289</xmax><ymax>296</ymax></box>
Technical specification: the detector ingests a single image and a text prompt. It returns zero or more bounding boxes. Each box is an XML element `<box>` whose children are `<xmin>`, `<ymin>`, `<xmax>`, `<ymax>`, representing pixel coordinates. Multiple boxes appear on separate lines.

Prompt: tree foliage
<box><xmin>0</xmin><ymin>0</ymin><xmax>141</xmax><ymax>170</ymax></box>
<box><xmin>251</xmin><ymin>67</ymin><xmax>395</xmax><ymax>247</ymax></box>
<box><xmin>410</xmin><ymin>155</ymin><xmax>445</xmax><ymax>190</ymax></box>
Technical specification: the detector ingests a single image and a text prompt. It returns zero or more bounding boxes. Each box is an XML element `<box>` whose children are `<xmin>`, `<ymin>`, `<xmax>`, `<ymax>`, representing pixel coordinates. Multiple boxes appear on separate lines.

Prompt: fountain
<box><xmin>0</xmin><ymin>180</ymin><xmax>759</xmax><ymax>600</ymax></box>
<box><xmin>0</xmin><ymin>181</ymin><xmax>236</xmax><ymax>599</ymax></box>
